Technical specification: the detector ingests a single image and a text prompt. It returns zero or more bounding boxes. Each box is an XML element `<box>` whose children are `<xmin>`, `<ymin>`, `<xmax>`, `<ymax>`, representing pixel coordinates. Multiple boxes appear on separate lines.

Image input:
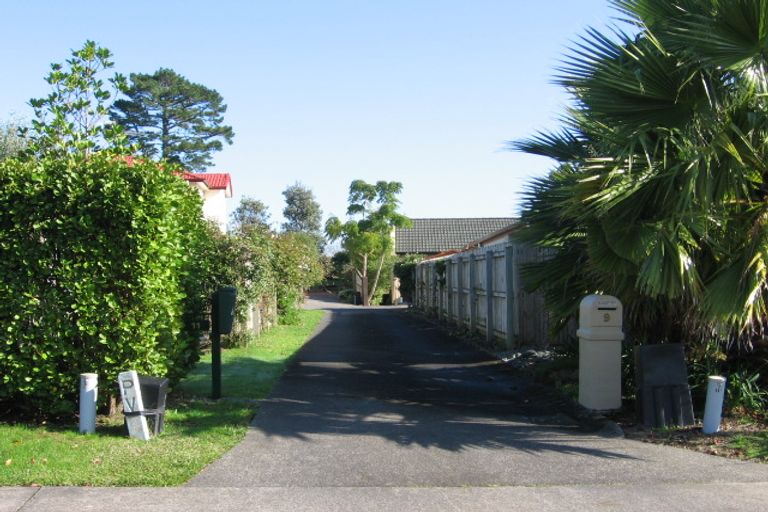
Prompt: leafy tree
<box><xmin>512</xmin><ymin>0</ymin><xmax>768</xmax><ymax>350</ymax></box>
<box><xmin>282</xmin><ymin>182</ymin><xmax>325</xmax><ymax>251</ymax></box>
<box><xmin>282</xmin><ymin>182</ymin><xmax>323</xmax><ymax>233</ymax></box>
<box><xmin>27</xmin><ymin>40</ymin><xmax>127</xmax><ymax>155</ymax></box>
<box><xmin>110</xmin><ymin>68</ymin><xmax>234</xmax><ymax>171</ymax></box>
<box><xmin>231</xmin><ymin>196</ymin><xmax>272</xmax><ymax>232</ymax></box>
<box><xmin>325</xmin><ymin>180</ymin><xmax>411</xmax><ymax>306</ymax></box>
<box><xmin>0</xmin><ymin>119</ymin><xmax>27</xmax><ymax>160</ymax></box>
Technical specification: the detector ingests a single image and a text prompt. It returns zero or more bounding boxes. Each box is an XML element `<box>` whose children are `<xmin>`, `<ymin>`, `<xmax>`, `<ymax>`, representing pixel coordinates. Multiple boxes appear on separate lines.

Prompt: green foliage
<box><xmin>230</xmin><ymin>196</ymin><xmax>271</xmax><ymax>232</ymax></box>
<box><xmin>325</xmin><ymin>180</ymin><xmax>411</xmax><ymax>305</ymax></box>
<box><xmin>0</xmin><ymin>42</ymin><xmax>213</xmax><ymax>419</ymax></box>
<box><xmin>282</xmin><ymin>182</ymin><xmax>323</xmax><ymax>236</ymax></box>
<box><xmin>277</xmin><ymin>291</ymin><xmax>302</xmax><ymax>325</ymax></box>
<box><xmin>512</xmin><ymin>0</ymin><xmax>768</xmax><ymax>354</ymax></box>
<box><xmin>27</xmin><ymin>40</ymin><xmax>127</xmax><ymax>156</ymax></box>
<box><xmin>0</xmin><ymin>119</ymin><xmax>27</xmax><ymax>160</ymax></box>
<box><xmin>0</xmin><ymin>153</ymin><xmax>209</xmax><ymax>418</ymax></box>
<box><xmin>220</xmin><ymin>197</ymin><xmax>327</xmax><ymax>329</ymax></box>
<box><xmin>196</xmin><ymin>222</ymin><xmax>276</xmax><ymax>343</ymax></box>
<box><xmin>369</xmin><ymin>250</ymin><xmax>397</xmax><ymax>305</ymax></box>
<box><xmin>727</xmin><ymin>371</ymin><xmax>768</xmax><ymax>413</ymax></box>
<box><xmin>110</xmin><ymin>68</ymin><xmax>234</xmax><ymax>171</ymax></box>
<box><xmin>272</xmin><ymin>232</ymin><xmax>326</xmax><ymax>321</ymax></box>
<box><xmin>328</xmin><ymin>250</ymin><xmax>353</xmax><ymax>291</ymax></box>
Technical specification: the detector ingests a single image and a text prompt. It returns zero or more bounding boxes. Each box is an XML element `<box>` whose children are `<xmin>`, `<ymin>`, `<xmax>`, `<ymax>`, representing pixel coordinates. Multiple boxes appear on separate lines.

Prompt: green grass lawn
<box><xmin>0</xmin><ymin>309</ymin><xmax>325</xmax><ymax>486</ymax></box>
<box><xmin>729</xmin><ymin>432</ymin><xmax>768</xmax><ymax>460</ymax></box>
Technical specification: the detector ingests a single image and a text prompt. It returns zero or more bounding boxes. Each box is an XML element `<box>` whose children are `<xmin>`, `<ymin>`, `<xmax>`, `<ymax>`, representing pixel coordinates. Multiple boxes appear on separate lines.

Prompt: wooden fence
<box><xmin>413</xmin><ymin>243</ymin><xmax>571</xmax><ymax>348</ymax></box>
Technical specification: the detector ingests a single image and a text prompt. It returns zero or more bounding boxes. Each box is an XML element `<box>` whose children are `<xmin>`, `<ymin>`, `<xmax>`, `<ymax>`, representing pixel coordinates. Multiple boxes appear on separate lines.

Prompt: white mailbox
<box><xmin>577</xmin><ymin>294</ymin><xmax>624</xmax><ymax>411</ymax></box>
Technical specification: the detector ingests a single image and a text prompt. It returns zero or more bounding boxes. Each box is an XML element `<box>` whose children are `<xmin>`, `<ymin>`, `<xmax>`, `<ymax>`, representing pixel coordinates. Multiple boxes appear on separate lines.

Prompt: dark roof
<box><xmin>395</xmin><ymin>218</ymin><xmax>516</xmax><ymax>254</ymax></box>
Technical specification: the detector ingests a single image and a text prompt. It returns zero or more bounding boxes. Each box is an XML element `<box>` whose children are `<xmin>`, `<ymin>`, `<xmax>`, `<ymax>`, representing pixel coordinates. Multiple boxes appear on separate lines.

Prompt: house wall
<box><xmin>413</xmin><ymin>242</ymin><xmax>574</xmax><ymax>349</ymax></box>
<box><xmin>202</xmin><ymin>189</ymin><xmax>229</xmax><ymax>232</ymax></box>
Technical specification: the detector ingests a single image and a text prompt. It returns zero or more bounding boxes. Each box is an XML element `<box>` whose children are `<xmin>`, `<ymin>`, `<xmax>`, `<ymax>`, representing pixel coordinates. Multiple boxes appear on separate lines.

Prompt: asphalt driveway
<box><xmin>187</xmin><ymin>293</ymin><xmax>768</xmax><ymax>489</ymax></box>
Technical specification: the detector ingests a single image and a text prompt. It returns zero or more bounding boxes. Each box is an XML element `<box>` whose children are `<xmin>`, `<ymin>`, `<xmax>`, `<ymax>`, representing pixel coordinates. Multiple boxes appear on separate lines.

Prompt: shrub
<box><xmin>198</xmin><ymin>224</ymin><xmax>276</xmax><ymax>345</ymax></box>
<box><xmin>272</xmin><ymin>232</ymin><xmax>325</xmax><ymax>322</ymax></box>
<box><xmin>393</xmin><ymin>254</ymin><xmax>422</xmax><ymax>303</ymax></box>
<box><xmin>0</xmin><ymin>152</ymin><xmax>209</xmax><ymax>418</ymax></box>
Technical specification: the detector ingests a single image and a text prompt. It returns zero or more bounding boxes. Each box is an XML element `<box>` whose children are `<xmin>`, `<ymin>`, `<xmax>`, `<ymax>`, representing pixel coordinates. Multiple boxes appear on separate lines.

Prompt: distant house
<box><xmin>394</xmin><ymin>218</ymin><xmax>517</xmax><ymax>257</ymax></box>
<box><xmin>123</xmin><ymin>156</ymin><xmax>234</xmax><ymax>232</ymax></box>
<box><xmin>463</xmin><ymin>222</ymin><xmax>520</xmax><ymax>250</ymax></box>
<box><xmin>181</xmin><ymin>172</ymin><xmax>233</xmax><ymax>232</ymax></box>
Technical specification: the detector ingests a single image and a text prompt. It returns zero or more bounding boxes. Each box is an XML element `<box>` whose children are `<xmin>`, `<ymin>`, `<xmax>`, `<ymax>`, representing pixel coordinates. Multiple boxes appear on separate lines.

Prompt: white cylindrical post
<box><xmin>79</xmin><ymin>373</ymin><xmax>98</xmax><ymax>434</ymax></box>
<box><xmin>702</xmin><ymin>376</ymin><xmax>726</xmax><ymax>434</ymax></box>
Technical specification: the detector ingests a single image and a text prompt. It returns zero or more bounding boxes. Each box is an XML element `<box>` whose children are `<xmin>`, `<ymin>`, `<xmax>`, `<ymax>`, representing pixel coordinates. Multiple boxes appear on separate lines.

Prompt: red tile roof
<box><xmin>121</xmin><ymin>156</ymin><xmax>232</xmax><ymax>194</ymax></box>
<box><xmin>201</xmin><ymin>173</ymin><xmax>231</xmax><ymax>190</ymax></box>
<box><xmin>181</xmin><ymin>171</ymin><xmax>206</xmax><ymax>183</ymax></box>
<box><xmin>181</xmin><ymin>172</ymin><xmax>232</xmax><ymax>194</ymax></box>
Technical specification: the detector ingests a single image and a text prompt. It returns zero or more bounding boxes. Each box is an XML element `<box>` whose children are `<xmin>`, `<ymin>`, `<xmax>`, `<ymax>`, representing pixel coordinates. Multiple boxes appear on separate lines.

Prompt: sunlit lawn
<box><xmin>0</xmin><ymin>309</ymin><xmax>325</xmax><ymax>486</ymax></box>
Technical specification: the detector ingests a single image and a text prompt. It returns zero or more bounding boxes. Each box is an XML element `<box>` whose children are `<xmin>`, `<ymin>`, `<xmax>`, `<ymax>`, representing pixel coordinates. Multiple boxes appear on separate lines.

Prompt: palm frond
<box><xmin>508</xmin><ymin>128</ymin><xmax>588</xmax><ymax>162</ymax></box>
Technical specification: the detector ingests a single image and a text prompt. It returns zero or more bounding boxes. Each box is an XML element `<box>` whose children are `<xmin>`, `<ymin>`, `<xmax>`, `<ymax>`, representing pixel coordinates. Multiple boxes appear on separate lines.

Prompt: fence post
<box><xmin>468</xmin><ymin>253</ymin><xmax>477</xmax><ymax>333</ymax></box>
<box><xmin>456</xmin><ymin>256</ymin><xmax>464</xmax><ymax>328</ymax></box>
<box><xmin>505</xmin><ymin>244</ymin><xmax>518</xmax><ymax>349</ymax></box>
<box><xmin>445</xmin><ymin>261</ymin><xmax>449</xmax><ymax>321</ymax></box>
<box><xmin>485</xmin><ymin>249</ymin><xmax>494</xmax><ymax>343</ymax></box>
<box><xmin>431</xmin><ymin>263</ymin><xmax>438</xmax><ymax>316</ymax></box>
<box><xmin>415</xmin><ymin>264</ymin><xmax>420</xmax><ymax>308</ymax></box>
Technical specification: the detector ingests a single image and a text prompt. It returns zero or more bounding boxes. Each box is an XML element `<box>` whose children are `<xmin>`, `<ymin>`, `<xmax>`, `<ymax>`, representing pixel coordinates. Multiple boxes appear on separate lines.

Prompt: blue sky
<box><xmin>1</xmin><ymin>1</ymin><xmax>618</xmax><ymax>227</ymax></box>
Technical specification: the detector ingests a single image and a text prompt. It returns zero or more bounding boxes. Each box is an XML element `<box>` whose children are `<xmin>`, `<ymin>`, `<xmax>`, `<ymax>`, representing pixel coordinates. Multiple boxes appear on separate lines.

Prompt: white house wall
<box><xmin>202</xmin><ymin>189</ymin><xmax>228</xmax><ymax>232</ymax></box>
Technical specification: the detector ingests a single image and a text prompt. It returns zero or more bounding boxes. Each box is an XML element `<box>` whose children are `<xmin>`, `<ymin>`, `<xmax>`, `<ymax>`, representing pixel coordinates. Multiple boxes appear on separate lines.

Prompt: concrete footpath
<box><xmin>3</xmin><ymin>293</ymin><xmax>768</xmax><ymax>511</ymax></box>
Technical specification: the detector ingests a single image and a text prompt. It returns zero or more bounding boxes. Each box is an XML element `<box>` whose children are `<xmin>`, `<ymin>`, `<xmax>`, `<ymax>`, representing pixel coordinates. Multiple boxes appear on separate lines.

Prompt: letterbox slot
<box><xmin>597</xmin><ymin>307</ymin><xmax>617</xmax><ymax>311</ymax></box>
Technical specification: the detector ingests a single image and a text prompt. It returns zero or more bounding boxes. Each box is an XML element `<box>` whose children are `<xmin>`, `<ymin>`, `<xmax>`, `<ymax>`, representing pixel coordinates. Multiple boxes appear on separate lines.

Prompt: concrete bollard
<box><xmin>79</xmin><ymin>373</ymin><xmax>98</xmax><ymax>434</ymax></box>
<box><xmin>702</xmin><ymin>376</ymin><xmax>726</xmax><ymax>434</ymax></box>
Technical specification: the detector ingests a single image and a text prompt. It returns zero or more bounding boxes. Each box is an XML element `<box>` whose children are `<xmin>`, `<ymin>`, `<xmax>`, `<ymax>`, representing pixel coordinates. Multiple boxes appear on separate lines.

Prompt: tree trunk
<box><xmin>361</xmin><ymin>254</ymin><xmax>370</xmax><ymax>306</ymax></box>
<box><xmin>368</xmin><ymin>251</ymin><xmax>387</xmax><ymax>305</ymax></box>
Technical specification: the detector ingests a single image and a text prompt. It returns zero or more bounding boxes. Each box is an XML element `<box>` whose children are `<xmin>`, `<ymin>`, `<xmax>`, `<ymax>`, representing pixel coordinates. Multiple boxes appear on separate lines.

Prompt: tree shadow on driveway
<box><xmin>248</xmin><ymin>301</ymin><xmax>636</xmax><ymax>460</ymax></box>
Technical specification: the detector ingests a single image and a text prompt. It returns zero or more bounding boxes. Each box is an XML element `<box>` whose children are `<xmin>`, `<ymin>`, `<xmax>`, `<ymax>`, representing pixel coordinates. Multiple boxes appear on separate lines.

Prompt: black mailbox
<box><xmin>213</xmin><ymin>286</ymin><xmax>237</xmax><ymax>334</ymax></box>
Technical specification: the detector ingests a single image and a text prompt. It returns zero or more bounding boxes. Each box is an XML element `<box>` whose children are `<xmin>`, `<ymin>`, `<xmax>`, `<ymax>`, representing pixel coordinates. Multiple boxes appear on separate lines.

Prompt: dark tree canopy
<box><xmin>110</xmin><ymin>68</ymin><xmax>234</xmax><ymax>171</ymax></box>
<box><xmin>282</xmin><ymin>182</ymin><xmax>323</xmax><ymax>233</ymax></box>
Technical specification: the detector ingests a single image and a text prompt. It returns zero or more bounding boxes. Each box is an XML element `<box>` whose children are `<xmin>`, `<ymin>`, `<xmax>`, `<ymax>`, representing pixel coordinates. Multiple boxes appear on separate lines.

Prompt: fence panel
<box><xmin>413</xmin><ymin>242</ymin><xmax>570</xmax><ymax>348</ymax></box>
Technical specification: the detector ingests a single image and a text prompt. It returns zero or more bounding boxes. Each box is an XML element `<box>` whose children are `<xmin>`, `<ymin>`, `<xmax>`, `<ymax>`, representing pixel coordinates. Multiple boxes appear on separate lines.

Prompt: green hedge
<box><xmin>0</xmin><ymin>152</ymin><xmax>209</xmax><ymax>418</ymax></box>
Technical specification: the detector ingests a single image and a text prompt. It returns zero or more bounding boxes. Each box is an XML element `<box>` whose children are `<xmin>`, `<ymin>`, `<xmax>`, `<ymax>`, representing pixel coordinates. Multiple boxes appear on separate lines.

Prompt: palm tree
<box><xmin>513</xmin><ymin>0</ymin><xmax>768</xmax><ymax>348</ymax></box>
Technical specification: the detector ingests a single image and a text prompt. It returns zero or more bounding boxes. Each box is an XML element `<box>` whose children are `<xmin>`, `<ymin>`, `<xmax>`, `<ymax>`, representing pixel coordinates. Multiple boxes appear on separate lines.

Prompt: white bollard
<box><xmin>79</xmin><ymin>373</ymin><xmax>98</xmax><ymax>434</ymax></box>
<box><xmin>702</xmin><ymin>376</ymin><xmax>726</xmax><ymax>434</ymax></box>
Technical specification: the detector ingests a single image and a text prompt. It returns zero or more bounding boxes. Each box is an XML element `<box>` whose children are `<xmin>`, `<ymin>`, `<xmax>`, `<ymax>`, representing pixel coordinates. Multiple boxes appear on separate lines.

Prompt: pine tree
<box><xmin>110</xmin><ymin>68</ymin><xmax>234</xmax><ymax>171</ymax></box>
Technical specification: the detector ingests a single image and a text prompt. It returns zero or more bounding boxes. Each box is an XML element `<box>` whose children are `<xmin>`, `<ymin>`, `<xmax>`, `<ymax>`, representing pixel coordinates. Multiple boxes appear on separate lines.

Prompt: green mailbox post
<box><xmin>211</xmin><ymin>286</ymin><xmax>236</xmax><ymax>399</ymax></box>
